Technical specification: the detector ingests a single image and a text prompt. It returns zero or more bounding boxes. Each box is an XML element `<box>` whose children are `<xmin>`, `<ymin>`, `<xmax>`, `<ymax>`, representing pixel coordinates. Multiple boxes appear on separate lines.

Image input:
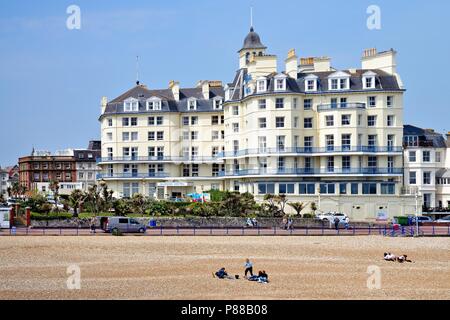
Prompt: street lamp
<box><xmin>415</xmin><ymin>188</ymin><xmax>419</xmax><ymax>237</ymax></box>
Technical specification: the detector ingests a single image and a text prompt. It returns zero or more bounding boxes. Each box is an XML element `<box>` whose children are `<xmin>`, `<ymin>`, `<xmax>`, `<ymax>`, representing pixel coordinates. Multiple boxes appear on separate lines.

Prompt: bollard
<box><xmin>353</xmin><ymin>226</ymin><xmax>356</xmax><ymax>235</ymax></box>
<box><xmin>177</xmin><ymin>226</ymin><xmax>179</xmax><ymax>235</ymax></box>
<box><xmin>321</xmin><ymin>224</ymin><xmax>324</xmax><ymax>235</ymax></box>
<box><xmin>432</xmin><ymin>225</ymin><xmax>435</xmax><ymax>236</ymax></box>
<box><xmin>306</xmin><ymin>226</ymin><xmax>308</xmax><ymax>236</ymax></box>
<box><xmin>226</xmin><ymin>227</ymin><xmax>229</xmax><ymax>235</ymax></box>
<box><xmin>160</xmin><ymin>225</ymin><xmax>163</xmax><ymax>235</ymax></box>
<box><xmin>273</xmin><ymin>226</ymin><xmax>276</xmax><ymax>235</ymax></box>
<box><xmin>257</xmin><ymin>226</ymin><xmax>260</xmax><ymax>236</ymax></box>
<box><xmin>77</xmin><ymin>226</ymin><xmax>79</xmax><ymax>236</ymax></box>
<box><xmin>193</xmin><ymin>226</ymin><xmax>196</xmax><ymax>236</ymax></box>
<box><xmin>60</xmin><ymin>228</ymin><xmax>62</xmax><ymax>236</ymax></box>
<box><xmin>210</xmin><ymin>227</ymin><xmax>212</xmax><ymax>236</ymax></box>
<box><xmin>242</xmin><ymin>227</ymin><xmax>244</xmax><ymax>236</ymax></box>
<box><xmin>368</xmin><ymin>225</ymin><xmax>371</xmax><ymax>235</ymax></box>
<box><xmin>448</xmin><ymin>225</ymin><xmax>450</xmax><ymax>235</ymax></box>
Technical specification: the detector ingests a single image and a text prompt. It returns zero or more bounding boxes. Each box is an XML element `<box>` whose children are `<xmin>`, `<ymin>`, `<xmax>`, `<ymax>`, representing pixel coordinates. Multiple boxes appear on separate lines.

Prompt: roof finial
<box><xmin>136</xmin><ymin>55</ymin><xmax>140</xmax><ymax>86</ymax></box>
<box><xmin>250</xmin><ymin>6</ymin><xmax>254</xmax><ymax>31</ymax></box>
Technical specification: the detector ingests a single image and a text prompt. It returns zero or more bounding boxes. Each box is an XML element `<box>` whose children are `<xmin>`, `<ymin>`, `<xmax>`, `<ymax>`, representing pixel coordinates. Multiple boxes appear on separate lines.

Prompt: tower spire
<box><xmin>250</xmin><ymin>6</ymin><xmax>253</xmax><ymax>30</ymax></box>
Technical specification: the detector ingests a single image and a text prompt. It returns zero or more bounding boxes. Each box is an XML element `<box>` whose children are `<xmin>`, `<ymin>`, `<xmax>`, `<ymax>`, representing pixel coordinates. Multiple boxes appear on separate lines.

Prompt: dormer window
<box><xmin>304</xmin><ymin>75</ymin><xmax>318</xmax><ymax>92</ymax></box>
<box><xmin>328</xmin><ymin>71</ymin><xmax>350</xmax><ymax>91</ymax></box>
<box><xmin>274</xmin><ymin>74</ymin><xmax>287</xmax><ymax>91</ymax></box>
<box><xmin>362</xmin><ymin>71</ymin><xmax>377</xmax><ymax>89</ymax></box>
<box><xmin>146</xmin><ymin>97</ymin><xmax>162</xmax><ymax>111</ymax></box>
<box><xmin>213</xmin><ymin>97</ymin><xmax>223</xmax><ymax>110</ymax></box>
<box><xmin>188</xmin><ymin>98</ymin><xmax>197</xmax><ymax>111</ymax></box>
<box><xmin>256</xmin><ymin>77</ymin><xmax>267</xmax><ymax>93</ymax></box>
<box><xmin>124</xmin><ymin>98</ymin><xmax>139</xmax><ymax>112</ymax></box>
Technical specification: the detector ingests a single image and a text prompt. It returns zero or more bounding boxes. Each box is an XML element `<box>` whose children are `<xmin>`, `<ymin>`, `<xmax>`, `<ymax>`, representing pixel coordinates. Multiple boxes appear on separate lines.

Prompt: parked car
<box><xmin>316</xmin><ymin>212</ymin><xmax>348</xmax><ymax>223</ymax></box>
<box><xmin>435</xmin><ymin>215</ymin><xmax>450</xmax><ymax>223</ymax></box>
<box><xmin>410</xmin><ymin>216</ymin><xmax>434</xmax><ymax>225</ymax></box>
<box><xmin>101</xmin><ymin>217</ymin><xmax>147</xmax><ymax>233</ymax></box>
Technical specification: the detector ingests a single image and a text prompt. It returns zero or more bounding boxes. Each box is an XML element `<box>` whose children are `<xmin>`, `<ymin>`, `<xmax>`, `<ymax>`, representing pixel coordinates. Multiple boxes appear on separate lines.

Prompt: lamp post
<box><xmin>415</xmin><ymin>188</ymin><xmax>419</xmax><ymax>237</ymax></box>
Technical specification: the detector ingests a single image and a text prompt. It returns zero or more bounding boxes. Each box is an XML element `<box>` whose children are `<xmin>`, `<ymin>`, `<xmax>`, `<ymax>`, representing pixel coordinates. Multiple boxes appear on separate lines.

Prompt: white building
<box><xmin>97</xmin><ymin>26</ymin><xmax>417</xmax><ymax>219</ymax></box>
<box><xmin>0</xmin><ymin>168</ymin><xmax>8</xmax><ymax>198</ymax></box>
<box><xmin>403</xmin><ymin>125</ymin><xmax>450</xmax><ymax>211</ymax></box>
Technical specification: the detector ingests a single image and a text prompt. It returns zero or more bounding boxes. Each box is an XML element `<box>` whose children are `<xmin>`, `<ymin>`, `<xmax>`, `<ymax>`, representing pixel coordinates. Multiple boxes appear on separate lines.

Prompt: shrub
<box><xmin>112</xmin><ymin>199</ymin><xmax>132</xmax><ymax>216</ymax></box>
<box><xmin>31</xmin><ymin>212</ymin><xmax>73</xmax><ymax>221</ymax></box>
<box><xmin>302</xmin><ymin>213</ymin><xmax>315</xmax><ymax>219</ymax></box>
<box><xmin>147</xmin><ymin>200</ymin><xmax>171</xmax><ymax>216</ymax></box>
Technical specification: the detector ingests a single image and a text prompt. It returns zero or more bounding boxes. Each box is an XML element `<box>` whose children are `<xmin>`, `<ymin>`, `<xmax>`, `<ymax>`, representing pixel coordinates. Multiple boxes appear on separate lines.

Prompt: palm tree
<box><xmin>69</xmin><ymin>189</ymin><xmax>87</xmax><ymax>217</ymax></box>
<box><xmin>288</xmin><ymin>202</ymin><xmax>307</xmax><ymax>217</ymax></box>
<box><xmin>275</xmin><ymin>194</ymin><xmax>288</xmax><ymax>216</ymax></box>
<box><xmin>131</xmin><ymin>193</ymin><xmax>147</xmax><ymax>215</ymax></box>
<box><xmin>49</xmin><ymin>180</ymin><xmax>60</xmax><ymax>208</ymax></box>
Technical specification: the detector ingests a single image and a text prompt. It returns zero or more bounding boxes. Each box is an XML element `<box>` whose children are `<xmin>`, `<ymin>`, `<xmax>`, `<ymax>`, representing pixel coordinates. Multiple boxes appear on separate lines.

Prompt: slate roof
<box><xmin>103</xmin><ymin>84</ymin><xmax>225</xmax><ymax>116</ymax></box>
<box><xmin>239</xmin><ymin>27</ymin><xmax>267</xmax><ymax>52</ymax></box>
<box><xmin>403</xmin><ymin>125</ymin><xmax>447</xmax><ymax>148</ymax></box>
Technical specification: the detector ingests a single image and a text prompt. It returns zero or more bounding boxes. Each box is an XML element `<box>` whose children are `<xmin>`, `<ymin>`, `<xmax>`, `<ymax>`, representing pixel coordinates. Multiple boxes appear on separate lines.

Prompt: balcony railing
<box><xmin>218</xmin><ymin>146</ymin><xmax>402</xmax><ymax>158</ymax></box>
<box><xmin>317</xmin><ymin>102</ymin><xmax>366</xmax><ymax>111</ymax></box>
<box><xmin>97</xmin><ymin>156</ymin><xmax>222</xmax><ymax>163</ymax></box>
<box><xmin>97</xmin><ymin>173</ymin><xmax>170</xmax><ymax>179</ymax></box>
<box><xmin>220</xmin><ymin>167</ymin><xmax>402</xmax><ymax>177</ymax></box>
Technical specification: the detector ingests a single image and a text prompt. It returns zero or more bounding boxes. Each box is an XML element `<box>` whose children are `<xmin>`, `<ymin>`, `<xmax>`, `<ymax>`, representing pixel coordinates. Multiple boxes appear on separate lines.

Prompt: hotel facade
<box><xmin>97</xmin><ymin>27</ymin><xmax>417</xmax><ymax>219</ymax></box>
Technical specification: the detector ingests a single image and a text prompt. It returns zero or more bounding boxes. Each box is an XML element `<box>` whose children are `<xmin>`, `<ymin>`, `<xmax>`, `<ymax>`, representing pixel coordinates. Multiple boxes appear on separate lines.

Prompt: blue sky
<box><xmin>1</xmin><ymin>0</ymin><xmax>449</xmax><ymax>166</ymax></box>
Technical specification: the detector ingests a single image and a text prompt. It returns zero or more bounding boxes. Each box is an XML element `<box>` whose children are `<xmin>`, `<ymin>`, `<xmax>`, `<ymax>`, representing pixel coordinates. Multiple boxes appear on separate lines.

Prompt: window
<box><xmin>387</xmin><ymin>96</ymin><xmax>394</xmax><ymax>108</ymax></box>
<box><xmin>258</xmin><ymin>99</ymin><xmax>266</xmax><ymax>109</ymax></box>
<box><xmin>258</xmin><ymin>183</ymin><xmax>275</xmax><ymax>195</ymax></box>
<box><xmin>148</xmin><ymin>117</ymin><xmax>155</xmax><ymax>126</ymax></box>
<box><xmin>192</xmin><ymin>164</ymin><xmax>199</xmax><ymax>177</ymax></box>
<box><xmin>293</xmin><ymin>98</ymin><xmax>298</xmax><ymax>109</ymax></box>
<box><xmin>341</xmin><ymin>134</ymin><xmax>351</xmax><ymax>151</ymax></box>
<box><xmin>320</xmin><ymin>183</ymin><xmax>335</xmax><ymax>194</ymax></box>
<box><xmin>131</xmin><ymin>132</ymin><xmax>138</xmax><ymax>141</ymax></box>
<box><xmin>122</xmin><ymin>132</ymin><xmax>130</xmax><ymax>141</ymax></box>
<box><xmin>363</xmin><ymin>72</ymin><xmax>376</xmax><ymax>89</ymax></box>
<box><xmin>358</xmin><ymin>114</ymin><xmax>362</xmax><ymax>126</ymax></box>
<box><xmin>257</xmin><ymin>79</ymin><xmax>267</xmax><ymax>93</ymax></box>
<box><xmin>368</xmin><ymin>156</ymin><xmax>377</xmax><ymax>168</ymax></box>
<box><xmin>304</xmin><ymin>99</ymin><xmax>312</xmax><ymax>110</ymax></box>
<box><xmin>275</xmin><ymin>98</ymin><xmax>284</xmax><ymax>109</ymax></box>
<box><xmin>221</xmin><ymin>115</ymin><xmax>224</xmax><ymax>124</ymax></box>
<box><xmin>362</xmin><ymin>183</ymin><xmax>377</xmax><ymax>194</ymax></box>
<box><xmin>191</xmin><ymin>131</ymin><xmax>198</xmax><ymax>140</ymax></box>
<box><xmin>340</xmin><ymin>183</ymin><xmax>347</xmax><ymax>195</ymax></box>
<box><xmin>107</xmin><ymin>118</ymin><xmax>113</xmax><ymax>126</ymax></box>
<box><xmin>146</xmin><ymin>98</ymin><xmax>162</xmax><ymax>111</ymax></box>
<box><xmin>304</xmin><ymin>136</ymin><xmax>313</xmax><ymax>152</ymax></box>
<box><xmin>258</xmin><ymin>118</ymin><xmax>266</xmax><ymax>129</ymax></box>
<box><xmin>299</xmin><ymin>183</ymin><xmax>315</xmax><ymax>195</ymax></box>
<box><xmin>277</xmin><ymin>157</ymin><xmax>285</xmax><ymax>171</ymax></box>
<box><xmin>342</xmin><ymin>156</ymin><xmax>351</xmax><ymax>170</ymax></box>
<box><xmin>327</xmin><ymin>156</ymin><xmax>334</xmax><ymax>172</ymax></box>
<box><xmin>275</xmin><ymin>117</ymin><xmax>285</xmax><ymax>128</ymax></box>
<box><xmin>351</xmin><ymin>183</ymin><xmax>359</xmax><ymax>195</ymax></box>
<box><xmin>403</xmin><ymin>135</ymin><xmax>419</xmax><ymax>147</ymax></box>
<box><xmin>340</xmin><ymin>97</ymin><xmax>347</xmax><ymax>108</ymax></box>
<box><xmin>122</xmin><ymin>118</ymin><xmax>129</xmax><ymax>126</ymax></box>
<box><xmin>107</xmin><ymin>148</ymin><xmax>113</xmax><ymax>160</ymax></box>
<box><xmin>368</xmin><ymin>115</ymin><xmax>376</xmax><ymax>127</ymax></box>
<box><xmin>106</xmin><ymin>132</ymin><xmax>113</xmax><ymax>141</ymax></box>
<box><xmin>182</xmin><ymin>116</ymin><xmax>189</xmax><ymax>126</ymax></box>
<box><xmin>422</xmin><ymin>171</ymin><xmax>432</xmax><ymax>185</ymax></box>
<box><xmin>188</xmin><ymin>98</ymin><xmax>197</xmax><ymax>110</ymax></box>
<box><xmin>191</xmin><ymin>116</ymin><xmax>198</xmax><ymax>125</ymax></box>
<box><xmin>293</xmin><ymin>116</ymin><xmax>299</xmax><ymax>128</ymax></box>
<box><xmin>331</xmin><ymin>98</ymin><xmax>338</xmax><ymax>109</ymax></box>
<box><xmin>130</xmin><ymin>117</ymin><xmax>137</xmax><ymax>126</ymax></box>
<box><xmin>368</xmin><ymin>135</ymin><xmax>377</xmax><ymax>148</ymax></box>
<box><xmin>381</xmin><ymin>183</ymin><xmax>395</xmax><ymax>195</ymax></box>
<box><xmin>325</xmin><ymin>115</ymin><xmax>334</xmax><ymax>127</ymax></box>
<box><xmin>340</xmin><ymin>78</ymin><xmax>348</xmax><ymax>90</ymax></box>
<box><xmin>232</xmin><ymin>106</ymin><xmax>239</xmax><ymax>116</ymax></box>
<box><xmin>330</xmin><ymin>78</ymin><xmax>338</xmax><ymax>90</ymax></box>
<box><xmin>368</xmin><ymin>96</ymin><xmax>376</xmax><ymax>107</ymax></box>
<box><xmin>148</xmin><ymin>132</ymin><xmax>155</xmax><ymax>141</ymax></box>
<box><xmin>422</xmin><ymin>151</ymin><xmax>431</xmax><ymax>162</ymax></box>
<box><xmin>157</xmin><ymin>131</ymin><xmax>164</xmax><ymax>141</ymax></box>
<box><xmin>341</xmin><ymin>114</ymin><xmax>351</xmax><ymax>126</ymax></box>
<box><xmin>305</xmin><ymin>78</ymin><xmax>317</xmax><ymax>92</ymax></box>
<box><xmin>213</xmin><ymin>98</ymin><xmax>223</xmax><ymax>110</ymax></box>
<box><xmin>275</xmin><ymin>78</ymin><xmax>286</xmax><ymax>91</ymax></box>
<box><xmin>326</xmin><ymin>135</ymin><xmax>334</xmax><ymax>151</ymax></box>
<box><xmin>124</xmin><ymin>98</ymin><xmax>139</xmax><ymax>112</ymax></box>
<box><xmin>258</xmin><ymin>136</ymin><xmax>267</xmax><ymax>152</ymax></box>
<box><xmin>409</xmin><ymin>151</ymin><xmax>416</xmax><ymax>162</ymax></box>
<box><xmin>232</xmin><ymin>123</ymin><xmax>239</xmax><ymax>133</ymax></box>
<box><xmin>212</xmin><ymin>131</ymin><xmax>219</xmax><ymax>140</ymax></box>
<box><xmin>156</xmin><ymin>116</ymin><xmax>163</xmax><ymax>125</ymax></box>
<box><xmin>436</xmin><ymin>152</ymin><xmax>441</xmax><ymax>163</ymax></box>
<box><xmin>279</xmin><ymin>183</ymin><xmax>295</xmax><ymax>194</ymax></box>
<box><xmin>304</xmin><ymin>117</ymin><xmax>313</xmax><ymax>128</ymax></box>
<box><xmin>365</xmin><ymin>77</ymin><xmax>374</xmax><ymax>89</ymax></box>
<box><xmin>211</xmin><ymin>116</ymin><xmax>219</xmax><ymax>125</ymax></box>
<box><xmin>276</xmin><ymin>136</ymin><xmax>285</xmax><ymax>151</ymax></box>
<box><xmin>387</xmin><ymin>115</ymin><xmax>395</xmax><ymax>127</ymax></box>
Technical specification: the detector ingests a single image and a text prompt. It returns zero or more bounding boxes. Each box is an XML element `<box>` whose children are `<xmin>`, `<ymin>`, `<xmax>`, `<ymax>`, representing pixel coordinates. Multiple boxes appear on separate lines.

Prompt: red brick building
<box><xmin>19</xmin><ymin>152</ymin><xmax>77</xmax><ymax>192</ymax></box>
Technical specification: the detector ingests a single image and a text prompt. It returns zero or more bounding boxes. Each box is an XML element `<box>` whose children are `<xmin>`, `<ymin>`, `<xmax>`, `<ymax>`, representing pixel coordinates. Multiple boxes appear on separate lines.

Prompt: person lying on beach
<box><xmin>383</xmin><ymin>252</ymin><xmax>397</xmax><ymax>261</ymax></box>
<box><xmin>397</xmin><ymin>254</ymin><xmax>413</xmax><ymax>263</ymax></box>
<box><xmin>247</xmin><ymin>270</ymin><xmax>269</xmax><ymax>283</ymax></box>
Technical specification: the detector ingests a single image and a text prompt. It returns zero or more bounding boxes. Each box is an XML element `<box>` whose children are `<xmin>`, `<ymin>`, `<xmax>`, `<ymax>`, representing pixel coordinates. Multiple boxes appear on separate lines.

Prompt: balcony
<box><xmin>218</xmin><ymin>146</ymin><xmax>403</xmax><ymax>158</ymax></box>
<box><xmin>317</xmin><ymin>102</ymin><xmax>366</xmax><ymax>111</ymax></box>
<box><xmin>97</xmin><ymin>156</ymin><xmax>223</xmax><ymax>164</ymax></box>
<box><xmin>97</xmin><ymin>173</ymin><xmax>169</xmax><ymax>180</ymax></box>
<box><xmin>220</xmin><ymin>167</ymin><xmax>403</xmax><ymax>177</ymax></box>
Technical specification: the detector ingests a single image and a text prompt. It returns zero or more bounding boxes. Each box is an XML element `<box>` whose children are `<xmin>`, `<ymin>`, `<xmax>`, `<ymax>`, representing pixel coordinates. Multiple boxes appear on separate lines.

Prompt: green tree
<box><xmin>86</xmin><ymin>185</ymin><xmax>103</xmax><ymax>216</ymax></box>
<box><xmin>69</xmin><ymin>189</ymin><xmax>87</xmax><ymax>217</ymax></box>
<box><xmin>288</xmin><ymin>202</ymin><xmax>307</xmax><ymax>216</ymax></box>
<box><xmin>49</xmin><ymin>180</ymin><xmax>60</xmax><ymax>210</ymax></box>
<box><xmin>131</xmin><ymin>193</ymin><xmax>147</xmax><ymax>215</ymax></box>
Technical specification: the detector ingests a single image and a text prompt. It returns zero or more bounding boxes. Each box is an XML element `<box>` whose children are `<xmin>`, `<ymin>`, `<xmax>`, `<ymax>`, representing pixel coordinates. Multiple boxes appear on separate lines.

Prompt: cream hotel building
<box><xmin>98</xmin><ymin>27</ymin><xmax>417</xmax><ymax>219</ymax></box>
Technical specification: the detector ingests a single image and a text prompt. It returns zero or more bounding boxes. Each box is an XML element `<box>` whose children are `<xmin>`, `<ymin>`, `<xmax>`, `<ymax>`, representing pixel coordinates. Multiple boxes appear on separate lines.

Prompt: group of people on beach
<box><xmin>213</xmin><ymin>259</ymin><xmax>269</xmax><ymax>283</ymax></box>
<box><xmin>383</xmin><ymin>252</ymin><xmax>413</xmax><ymax>263</ymax></box>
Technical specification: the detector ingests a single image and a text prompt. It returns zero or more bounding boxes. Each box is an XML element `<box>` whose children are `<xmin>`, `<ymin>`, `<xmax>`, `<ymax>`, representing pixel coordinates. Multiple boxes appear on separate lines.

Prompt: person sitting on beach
<box><xmin>383</xmin><ymin>252</ymin><xmax>397</xmax><ymax>261</ymax></box>
<box><xmin>214</xmin><ymin>267</ymin><xmax>232</xmax><ymax>279</ymax></box>
<box><xmin>397</xmin><ymin>254</ymin><xmax>413</xmax><ymax>263</ymax></box>
<box><xmin>258</xmin><ymin>270</ymin><xmax>269</xmax><ymax>283</ymax></box>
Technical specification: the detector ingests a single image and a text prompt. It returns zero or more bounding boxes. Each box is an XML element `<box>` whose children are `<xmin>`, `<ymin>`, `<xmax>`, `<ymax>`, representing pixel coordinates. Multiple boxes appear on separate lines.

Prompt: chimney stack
<box><xmin>169</xmin><ymin>80</ymin><xmax>180</xmax><ymax>101</ymax></box>
<box><xmin>101</xmin><ymin>96</ymin><xmax>108</xmax><ymax>115</ymax></box>
<box><xmin>362</xmin><ymin>48</ymin><xmax>397</xmax><ymax>75</ymax></box>
<box><xmin>285</xmin><ymin>49</ymin><xmax>298</xmax><ymax>79</ymax></box>
<box><xmin>197</xmin><ymin>80</ymin><xmax>210</xmax><ymax>99</ymax></box>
